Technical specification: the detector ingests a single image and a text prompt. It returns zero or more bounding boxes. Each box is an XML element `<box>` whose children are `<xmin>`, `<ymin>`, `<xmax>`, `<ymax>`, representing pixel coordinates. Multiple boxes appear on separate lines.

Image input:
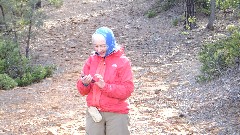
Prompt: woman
<box><xmin>77</xmin><ymin>27</ymin><xmax>134</xmax><ymax>135</ymax></box>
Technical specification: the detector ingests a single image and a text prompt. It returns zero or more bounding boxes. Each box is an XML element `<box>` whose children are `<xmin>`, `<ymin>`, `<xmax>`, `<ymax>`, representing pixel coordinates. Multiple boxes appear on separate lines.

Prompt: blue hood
<box><xmin>94</xmin><ymin>27</ymin><xmax>117</xmax><ymax>57</ymax></box>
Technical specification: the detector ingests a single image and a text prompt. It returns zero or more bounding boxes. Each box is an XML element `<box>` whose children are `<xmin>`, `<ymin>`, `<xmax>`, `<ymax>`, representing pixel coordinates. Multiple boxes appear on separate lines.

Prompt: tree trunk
<box><xmin>206</xmin><ymin>0</ymin><xmax>216</xmax><ymax>30</ymax></box>
<box><xmin>26</xmin><ymin>19</ymin><xmax>32</xmax><ymax>58</ymax></box>
<box><xmin>26</xmin><ymin>0</ymin><xmax>41</xmax><ymax>58</ymax></box>
<box><xmin>0</xmin><ymin>4</ymin><xmax>8</xmax><ymax>31</ymax></box>
<box><xmin>184</xmin><ymin>0</ymin><xmax>196</xmax><ymax>30</ymax></box>
<box><xmin>26</xmin><ymin>4</ymin><xmax>35</xmax><ymax>58</ymax></box>
<box><xmin>35</xmin><ymin>0</ymin><xmax>41</xmax><ymax>9</ymax></box>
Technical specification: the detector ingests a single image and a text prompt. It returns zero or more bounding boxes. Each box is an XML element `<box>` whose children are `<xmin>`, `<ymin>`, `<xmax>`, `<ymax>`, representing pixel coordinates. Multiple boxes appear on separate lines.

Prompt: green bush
<box><xmin>0</xmin><ymin>40</ymin><xmax>26</xmax><ymax>78</ymax></box>
<box><xmin>146</xmin><ymin>10</ymin><xmax>157</xmax><ymax>18</ymax></box>
<box><xmin>0</xmin><ymin>59</ymin><xmax>5</xmax><ymax>74</ymax></box>
<box><xmin>15</xmin><ymin>65</ymin><xmax>56</xmax><ymax>87</ymax></box>
<box><xmin>44</xmin><ymin>65</ymin><xmax>56</xmax><ymax>78</ymax></box>
<box><xmin>15</xmin><ymin>72</ymin><xmax>33</xmax><ymax>87</ymax></box>
<box><xmin>32</xmin><ymin>66</ymin><xmax>47</xmax><ymax>82</ymax></box>
<box><xmin>198</xmin><ymin>29</ymin><xmax>240</xmax><ymax>82</ymax></box>
<box><xmin>31</xmin><ymin>65</ymin><xmax>55</xmax><ymax>82</ymax></box>
<box><xmin>0</xmin><ymin>74</ymin><xmax>18</xmax><ymax>90</ymax></box>
<box><xmin>49</xmin><ymin>0</ymin><xmax>63</xmax><ymax>8</ymax></box>
<box><xmin>0</xmin><ymin>39</ymin><xmax>55</xmax><ymax>89</ymax></box>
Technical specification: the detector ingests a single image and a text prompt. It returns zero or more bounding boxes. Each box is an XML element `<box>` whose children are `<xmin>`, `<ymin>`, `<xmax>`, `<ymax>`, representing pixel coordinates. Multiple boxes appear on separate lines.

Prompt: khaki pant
<box><xmin>86</xmin><ymin>111</ymin><xmax>130</xmax><ymax>135</ymax></box>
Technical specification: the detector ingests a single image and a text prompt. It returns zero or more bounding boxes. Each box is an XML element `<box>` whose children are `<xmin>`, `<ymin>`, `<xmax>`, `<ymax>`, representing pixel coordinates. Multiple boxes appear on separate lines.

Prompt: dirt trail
<box><xmin>0</xmin><ymin>0</ymin><xmax>239</xmax><ymax>134</ymax></box>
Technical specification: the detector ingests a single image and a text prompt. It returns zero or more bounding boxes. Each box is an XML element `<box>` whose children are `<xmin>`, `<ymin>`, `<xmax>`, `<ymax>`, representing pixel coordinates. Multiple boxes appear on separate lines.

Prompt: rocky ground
<box><xmin>0</xmin><ymin>0</ymin><xmax>239</xmax><ymax>134</ymax></box>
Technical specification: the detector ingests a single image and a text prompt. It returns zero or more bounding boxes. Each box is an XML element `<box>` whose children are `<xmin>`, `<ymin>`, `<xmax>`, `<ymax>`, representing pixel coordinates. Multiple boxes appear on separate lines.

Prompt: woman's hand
<box><xmin>81</xmin><ymin>74</ymin><xmax>93</xmax><ymax>86</ymax></box>
<box><xmin>94</xmin><ymin>74</ymin><xmax>105</xmax><ymax>89</ymax></box>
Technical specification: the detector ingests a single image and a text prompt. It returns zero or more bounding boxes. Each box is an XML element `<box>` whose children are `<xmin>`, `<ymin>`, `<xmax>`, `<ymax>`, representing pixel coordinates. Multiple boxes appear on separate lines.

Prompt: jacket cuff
<box><xmin>82</xmin><ymin>83</ymin><xmax>89</xmax><ymax>87</ymax></box>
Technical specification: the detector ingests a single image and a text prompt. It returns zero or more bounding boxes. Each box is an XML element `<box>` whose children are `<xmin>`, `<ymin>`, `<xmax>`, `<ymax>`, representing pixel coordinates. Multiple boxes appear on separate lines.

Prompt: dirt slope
<box><xmin>0</xmin><ymin>0</ymin><xmax>239</xmax><ymax>134</ymax></box>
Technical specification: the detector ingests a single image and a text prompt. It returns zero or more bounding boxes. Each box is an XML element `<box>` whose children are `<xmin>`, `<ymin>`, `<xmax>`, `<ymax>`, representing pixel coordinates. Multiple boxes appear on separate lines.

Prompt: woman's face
<box><xmin>92</xmin><ymin>34</ymin><xmax>107</xmax><ymax>57</ymax></box>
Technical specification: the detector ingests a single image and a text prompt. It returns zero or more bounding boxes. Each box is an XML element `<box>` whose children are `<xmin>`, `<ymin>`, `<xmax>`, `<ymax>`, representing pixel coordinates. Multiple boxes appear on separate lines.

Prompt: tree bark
<box><xmin>206</xmin><ymin>0</ymin><xmax>216</xmax><ymax>30</ymax></box>
<box><xmin>26</xmin><ymin>3</ymin><xmax>35</xmax><ymax>58</ymax></box>
<box><xmin>184</xmin><ymin>0</ymin><xmax>196</xmax><ymax>30</ymax></box>
<box><xmin>35</xmin><ymin>0</ymin><xmax>41</xmax><ymax>9</ymax></box>
<box><xmin>0</xmin><ymin>4</ymin><xmax>8</xmax><ymax>31</ymax></box>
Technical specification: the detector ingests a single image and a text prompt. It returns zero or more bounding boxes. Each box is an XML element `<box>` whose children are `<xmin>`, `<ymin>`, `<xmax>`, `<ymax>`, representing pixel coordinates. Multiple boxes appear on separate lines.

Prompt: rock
<box><xmin>51</xmin><ymin>106</ymin><xmax>59</xmax><ymax>109</ymax></box>
<box><xmin>78</xmin><ymin>126</ymin><xmax>85</xmax><ymax>130</ymax></box>
<box><xmin>154</xmin><ymin>90</ymin><xmax>161</xmax><ymax>94</ymax></box>
<box><xmin>47</xmin><ymin>129</ymin><xmax>57</xmax><ymax>135</ymax></box>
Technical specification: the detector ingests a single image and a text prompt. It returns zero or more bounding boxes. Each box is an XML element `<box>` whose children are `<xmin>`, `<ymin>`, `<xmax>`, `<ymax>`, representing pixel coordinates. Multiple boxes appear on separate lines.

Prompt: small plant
<box><xmin>0</xmin><ymin>74</ymin><xmax>18</xmax><ymax>90</ymax></box>
<box><xmin>181</xmin><ymin>31</ymin><xmax>189</xmax><ymax>35</ymax></box>
<box><xmin>173</xmin><ymin>18</ymin><xmax>179</xmax><ymax>26</ymax></box>
<box><xmin>15</xmin><ymin>72</ymin><xmax>34</xmax><ymax>87</ymax></box>
<box><xmin>188</xmin><ymin>16</ymin><xmax>196</xmax><ymax>23</ymax></box>
<box><xmin>226</xmin><ymin>24</ymin><xmax>238</xmax><ymax>33</ymax></box>
<box><xmin>0</xmin><ymin>39</ymin><xmax>55</xmax><ymax>89</ymax></box>
<box><xmin>146</xmin><ymin>10</ymin><xmax>157</xmax><ymax>18</ymax></box>
<box><xmin>185</xmin><ymin>23</ymin><xmax>191</xmax><ymax>30</ymax></box>
<box><xmin>197</xmin><ymin>29</ymin><xmax>240</xmax><ymax>82</ymax></box>
<box><xmin>15</xmin><ymin>65</ymin><xmax>55</xmax><ymax>87</ymax></box>
<box><xmin>49</xmin><ymin>0</ymin><xmax>63</xmax><ymax>8</ymax></box>
<box><xmin>31</xmin><ymin>65</ymin><xmax>56</xmax><ymax>82</ymax></box>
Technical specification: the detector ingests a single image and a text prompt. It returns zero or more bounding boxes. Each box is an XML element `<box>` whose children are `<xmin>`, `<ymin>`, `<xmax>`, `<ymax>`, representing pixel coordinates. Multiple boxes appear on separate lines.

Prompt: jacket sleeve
<box><xmin>77</xmin><ymin>79</ymin><xmax>91</xmax><ymax>96</ymax></box>
<box><xmin>101</xmin><ymin>60</ymin><xmax>134</xmax><ymax>100</ymax></box>
<box><xmin>76</xmin><ymin>58</ymin><xmax>92</xmax><ymax>96</ymax></box>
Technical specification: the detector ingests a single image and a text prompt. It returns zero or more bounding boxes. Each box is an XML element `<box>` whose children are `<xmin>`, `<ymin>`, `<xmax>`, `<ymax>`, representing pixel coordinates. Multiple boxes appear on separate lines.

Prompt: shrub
<box><xmin>197</xmin><ymin>28</ymin><xmax>240</xmax><ymax>82</ymax></box>
<box><xmin>146</xmin><ymin>10</ymin><xmax>157</xmax><ymax>18</ymax></box>
<box><xmin>0</xmin><ymin>74</ymin><xmax>18</xmax><ymax>90</ymax></box>
<box><xmin>173</xmin><ymin>18</ymin><xmax>179</xmax><ymax>26</ymax></box>
<box><xmin>0</xmin><ymin>39</ymin><xmax>55</xmax><ymax>89</ymax></box>
<box><xmin>44</xmin><ymin>65</ymin><xmax>56</xmax><ymax>78</ymax></box>
<box><xmin>0</xmin><ymin>40</ymin><xmax>26</xmax><ymax>78</ymax></box>
<box><xmin>31</xmin><ymin>65</ymin><xmax>56</xmax><ymax>83</ymax></box>
<box><xmin>226</xmin><ymin>24</ymin><xmax>238</xmax><ymax>33</ymax></box>
<box><xmin>15</xmin><ymin>72</ymin><xmax>33</xmax><ymax>87</ymax></box>
<box><xmin>15</xmin><ymin>65</ymin><xmax>56</xmax><ymax>87</ymax></box>
<box><xmin>0</xmin><ymin>59</ymin><xmax>5</xmax><ymax>74</ymax></box>
<box><xmin>49</xmin><ymin>0</ymin><xmax>63</xmax><ymax>8</ymax></box>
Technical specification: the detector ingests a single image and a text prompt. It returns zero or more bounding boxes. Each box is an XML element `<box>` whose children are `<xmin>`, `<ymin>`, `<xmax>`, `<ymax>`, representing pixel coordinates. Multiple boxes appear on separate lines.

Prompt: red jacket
<box><xmin>77</xmin><ymin>48</ymin><xmax>134</xmax><ymax>114</ymax></box>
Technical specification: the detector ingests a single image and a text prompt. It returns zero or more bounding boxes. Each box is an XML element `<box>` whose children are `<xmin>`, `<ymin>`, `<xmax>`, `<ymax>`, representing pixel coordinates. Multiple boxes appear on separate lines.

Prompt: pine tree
<box><xmin>0</xmin><ymin>0</ymin><xmax>62</xmax><ymax>58</ymax></box>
